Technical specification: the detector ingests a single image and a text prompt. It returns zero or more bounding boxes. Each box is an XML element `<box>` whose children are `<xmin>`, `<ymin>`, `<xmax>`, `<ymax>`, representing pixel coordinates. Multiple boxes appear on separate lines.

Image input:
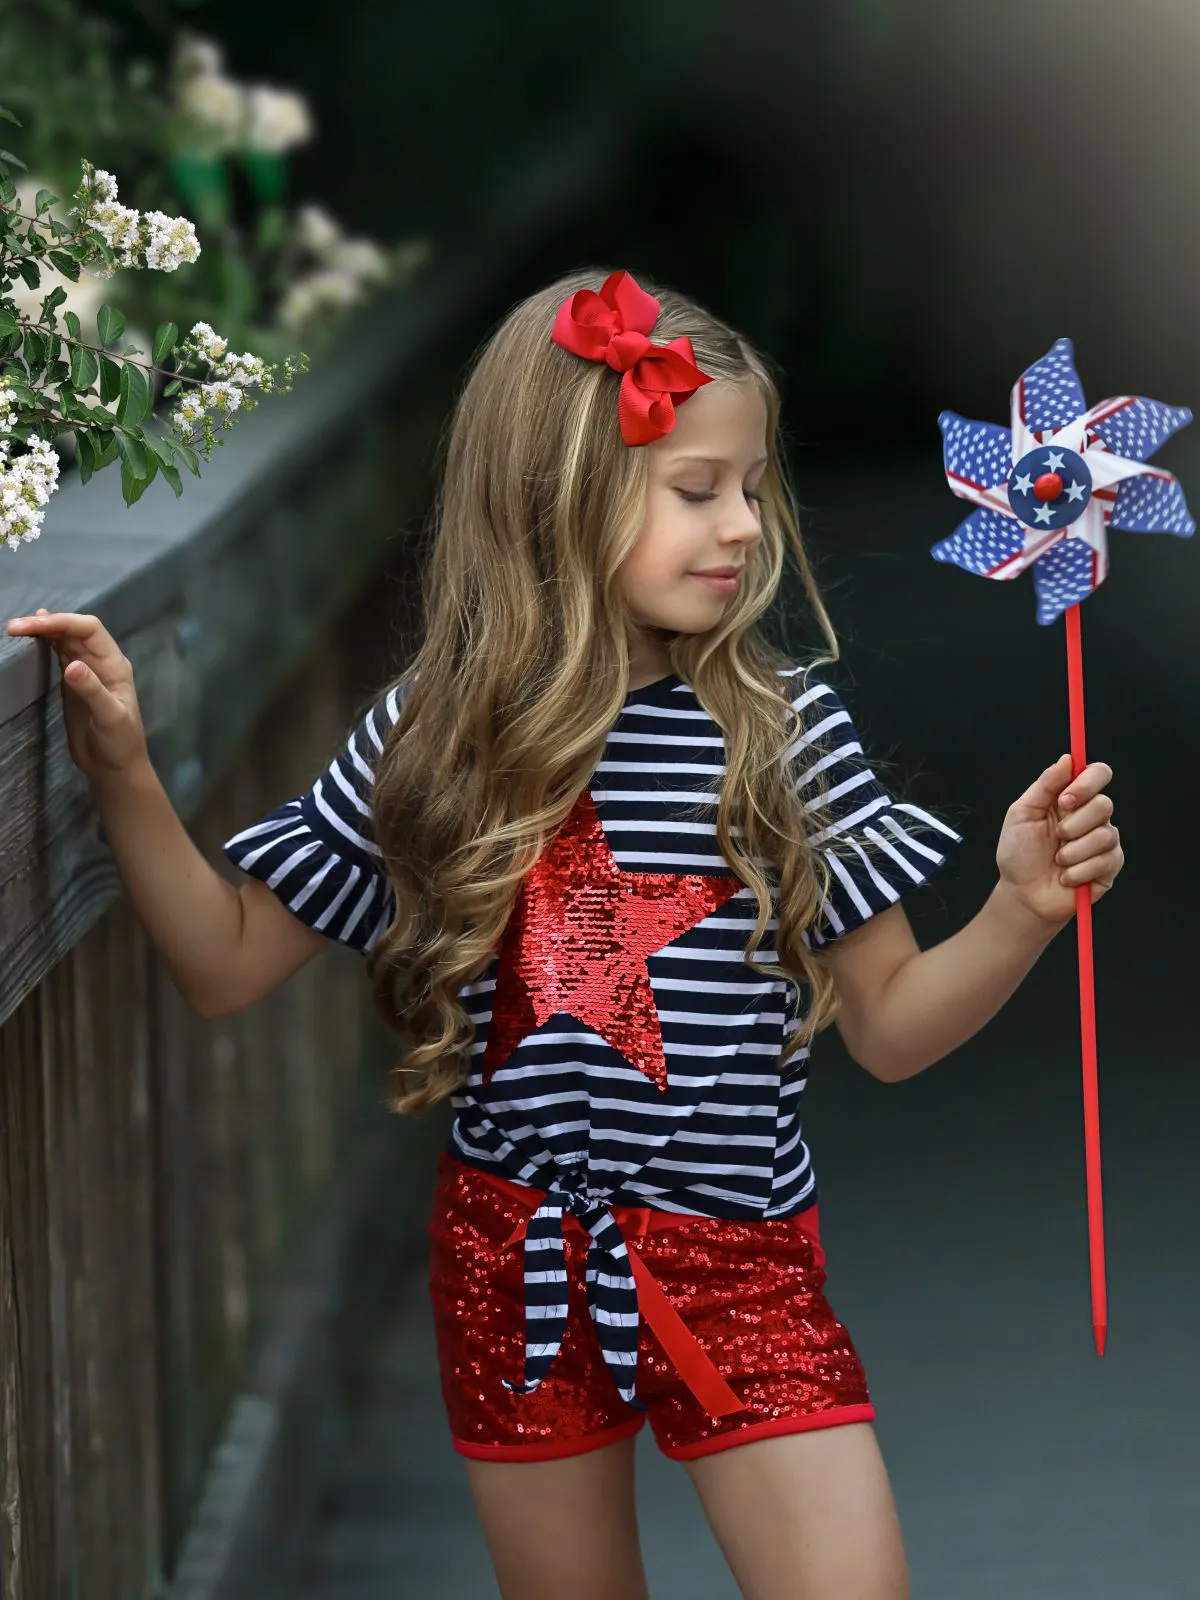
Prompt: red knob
<box><xmin>1034</xmin><ymin>471</ymin><xmax>1064</xmax><ymax>502</ymax></box>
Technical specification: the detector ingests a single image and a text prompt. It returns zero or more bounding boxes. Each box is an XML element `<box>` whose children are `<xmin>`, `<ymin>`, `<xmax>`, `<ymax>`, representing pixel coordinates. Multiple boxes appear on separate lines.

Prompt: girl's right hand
<box><xmin>6</xmin><ymin>610</ymin><xmax>150</xmax><ymax>782</ymax></box>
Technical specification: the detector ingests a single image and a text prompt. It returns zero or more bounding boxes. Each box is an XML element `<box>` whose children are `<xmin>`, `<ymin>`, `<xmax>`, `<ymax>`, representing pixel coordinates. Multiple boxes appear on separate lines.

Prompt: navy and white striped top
<box><xmin>223</xmin><ymin>668</ymin><xmax>960</xmax><ymax>1406</ymax></box>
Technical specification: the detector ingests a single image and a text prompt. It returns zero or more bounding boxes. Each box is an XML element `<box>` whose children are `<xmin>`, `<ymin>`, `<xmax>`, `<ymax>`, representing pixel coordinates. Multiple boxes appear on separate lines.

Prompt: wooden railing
<box><xmin>0</xmin><ymin>124</ymin><xmax>618</xmax><ymax>1600</ymax></box>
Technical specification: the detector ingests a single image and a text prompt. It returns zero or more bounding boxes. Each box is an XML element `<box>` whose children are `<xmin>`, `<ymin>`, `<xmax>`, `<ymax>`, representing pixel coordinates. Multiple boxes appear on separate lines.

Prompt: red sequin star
<box><xmin>483</xmin><ymin>790</ymin><xmax>740</xmax><ymax>1091</ymax></box>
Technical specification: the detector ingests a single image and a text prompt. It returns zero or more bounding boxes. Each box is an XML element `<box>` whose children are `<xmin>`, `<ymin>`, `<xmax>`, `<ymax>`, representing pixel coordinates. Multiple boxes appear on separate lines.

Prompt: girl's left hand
<box><xmin>995</xmin><ymin>754</ymin><xmax>1124</xmax><ymax>926</ymax></box>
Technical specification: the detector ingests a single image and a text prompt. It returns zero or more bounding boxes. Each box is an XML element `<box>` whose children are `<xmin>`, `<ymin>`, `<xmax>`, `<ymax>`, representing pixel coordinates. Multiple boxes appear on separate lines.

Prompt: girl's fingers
<box><xmin>1057</xmin><ymin>791</ymin><xmax>1114</xmax><ymax>840</ymax></box>
<box><xmin>1056</xmin><ymin>824</ymin><xmax>1120</xmax><ymax>869</ymax></box>
<box><xmin>1007</xmin><ymin>754</ymin><xmax>1074</xmax><ymax>821</ymax></box>
<box><xmin>61</xmin><ymin>660</ymin><xmax>127</xmax><ymax>726</ymax></box>
<box><xmin>1058</xmin><ymin>760</ymin><xmax>1113</xmax><ymax>811</ymax></box>
<box><xmin>1059</xmin><ymin>841</ymin><xmax>1124</xmax><ymax>888</ymax></box>
<box><xmin>7</xmin><ymin>612</ymin><xmax>126</xmax><ymax>682</ymax></box>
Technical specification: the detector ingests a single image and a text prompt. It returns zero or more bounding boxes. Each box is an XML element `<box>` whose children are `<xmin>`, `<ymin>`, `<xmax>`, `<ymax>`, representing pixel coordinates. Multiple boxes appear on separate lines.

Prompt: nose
<box><xmin>722</xmin><ymin>509</ymin><xmax>762</xmax><ymax>552</ymax></box>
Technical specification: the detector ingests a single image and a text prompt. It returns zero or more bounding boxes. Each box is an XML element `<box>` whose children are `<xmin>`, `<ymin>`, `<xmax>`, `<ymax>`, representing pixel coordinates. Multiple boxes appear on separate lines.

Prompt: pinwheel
<box><xmin>932</xmin><ymin>338</ymin><xmax>1194</xmax><ymax>1356</ymax></box>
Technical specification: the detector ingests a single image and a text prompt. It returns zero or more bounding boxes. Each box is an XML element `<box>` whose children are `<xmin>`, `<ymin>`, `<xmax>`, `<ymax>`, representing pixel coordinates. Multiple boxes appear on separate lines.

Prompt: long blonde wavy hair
<box><xmin>368</xmin><ymin>268</ymin><xmax>844</xmax><ymax>1113</ymax></box>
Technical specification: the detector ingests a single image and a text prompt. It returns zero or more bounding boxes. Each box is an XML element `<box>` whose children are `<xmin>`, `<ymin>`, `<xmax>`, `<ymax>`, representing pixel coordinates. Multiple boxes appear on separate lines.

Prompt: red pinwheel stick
<box><xmin>1063</xmin><ymin>601</ymin><xmax>1108</xmax><ymax>1358</ymax></box>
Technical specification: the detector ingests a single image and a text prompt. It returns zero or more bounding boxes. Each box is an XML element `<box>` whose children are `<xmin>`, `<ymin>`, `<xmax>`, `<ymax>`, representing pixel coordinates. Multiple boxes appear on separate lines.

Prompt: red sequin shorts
<box><xmin>428</xmin><ymin>1155</ymin><xmax>875</xmax><ymax>1462</ymax></box>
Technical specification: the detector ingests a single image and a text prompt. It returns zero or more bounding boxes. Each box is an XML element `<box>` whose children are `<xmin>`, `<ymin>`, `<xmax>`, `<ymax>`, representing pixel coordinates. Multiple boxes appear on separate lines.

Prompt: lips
<box><xmin>691</xmin><ymin>568</ymin><xmax>744</xmax><ymax>578</ymax></box>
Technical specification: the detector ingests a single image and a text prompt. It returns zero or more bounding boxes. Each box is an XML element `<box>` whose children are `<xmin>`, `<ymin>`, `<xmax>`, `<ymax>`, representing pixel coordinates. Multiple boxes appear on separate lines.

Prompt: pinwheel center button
<box><xmin>1008</xmin><ymin>445</ymin><xmax>1092</xmax><ymax>531</ymax></box>
<box><xmin>1035</xmin><ymin>471</ymin><xmax>1064</xmax><ymax>501</ymax></box>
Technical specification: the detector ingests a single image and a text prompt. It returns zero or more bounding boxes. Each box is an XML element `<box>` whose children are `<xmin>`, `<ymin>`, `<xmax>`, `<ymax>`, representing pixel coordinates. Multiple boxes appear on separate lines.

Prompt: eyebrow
<box><xmin>667</xmin><ymin>454</ymin><xmax>770</xmax><ymax>469</ymax></box>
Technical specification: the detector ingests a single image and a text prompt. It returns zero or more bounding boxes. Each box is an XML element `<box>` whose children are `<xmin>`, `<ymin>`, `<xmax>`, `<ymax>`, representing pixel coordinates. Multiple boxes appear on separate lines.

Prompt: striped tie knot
<box><xmin>505</xmin><ymin>1181</ymin><xmax>644</xmax><ymax>1410</ymax></box>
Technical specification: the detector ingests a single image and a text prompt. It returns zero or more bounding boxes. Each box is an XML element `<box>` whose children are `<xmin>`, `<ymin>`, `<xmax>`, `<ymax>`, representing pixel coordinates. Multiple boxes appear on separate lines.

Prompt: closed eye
<box><xmin>676</xmin><ymin>489</ymin><xmax>764</xmax><ymax>505</ymax></box>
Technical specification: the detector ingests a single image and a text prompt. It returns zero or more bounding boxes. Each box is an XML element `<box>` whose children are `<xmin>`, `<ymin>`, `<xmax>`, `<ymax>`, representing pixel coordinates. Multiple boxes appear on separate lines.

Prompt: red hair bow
<box><xmin>552</xmin><ymin>270</ymin><xmax>713</xmax><ymax>447</ymax></box>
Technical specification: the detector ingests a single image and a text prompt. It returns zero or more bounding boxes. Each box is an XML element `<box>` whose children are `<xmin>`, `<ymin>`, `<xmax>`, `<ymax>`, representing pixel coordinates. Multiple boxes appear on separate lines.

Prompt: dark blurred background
<box><xmin>17</xmin><ymin>1</ymin><xmax>1200</xmax><ymax>1591</ymax></box>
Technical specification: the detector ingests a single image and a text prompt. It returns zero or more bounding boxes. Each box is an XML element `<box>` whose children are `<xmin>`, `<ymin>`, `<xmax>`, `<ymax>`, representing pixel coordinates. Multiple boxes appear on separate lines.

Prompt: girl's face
<box><xmin>618</xmin><ymin>380</ymin><xmax>767</xmax><ymax>671</ymax></box>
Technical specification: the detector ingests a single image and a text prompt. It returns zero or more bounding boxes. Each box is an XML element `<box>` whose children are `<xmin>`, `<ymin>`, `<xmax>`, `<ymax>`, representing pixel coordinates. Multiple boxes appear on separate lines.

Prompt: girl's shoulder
<box><xmin>349</xmin><ymin>675</ymin><xmax>414</xmax><ymax>773</ymax></box>
<box><xmin>773</xmin><ymin>663</ymin><xmax>853</xmax><ymax>730</ymax></box>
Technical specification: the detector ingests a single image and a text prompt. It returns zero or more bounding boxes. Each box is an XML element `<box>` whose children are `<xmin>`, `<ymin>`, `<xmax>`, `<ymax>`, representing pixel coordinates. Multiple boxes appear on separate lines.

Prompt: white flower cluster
<box><xmin>246</xmin><ymin>86</ymin><xmax>314</xmax><ymax>154</ymax></box>
<box><xmin>0</xmin><ymin>382</ymin><xmax>61</xmax><ymax>550</ymax></box>
<box><xmin>279</xmin><ymin>203</ymin><xmax>423</xmax><ymax>331</ymax></box>
<box><xmin>218</xmin><ymin>351</ymin><xmax>268</xmax><ymax>387</ymax></box>
<box><xmin>143</xmin><ymin>209</ymin><xmax>203</xmax><ymax>272</ymax></box>
<box><xmin>80</xmin><ymin>170</ymin><xmax>200</xmax><ymax>278</ymax></box>
<box><xmin>170</xmin><ymin>322</ymin><xmax>271</xmax><ymax>441</ymax></box>
<box><xmin>175</xmin><ymin>35</ymin><xmax>313</xmax><ymax>157</ymax></box>
<box><xmin>189</xmin><ymin>321</ymin><xmax>228</xmax><ymax>363</ymax></box>
<box><xmin>179</xmin><ymin>72</ymin><xmax>246</xmax><ymax>155</ymax></box>
<box><xmin>278</xmin><ymin>266</ymin><xmax>363</xmax><ymax>331</ymax></box>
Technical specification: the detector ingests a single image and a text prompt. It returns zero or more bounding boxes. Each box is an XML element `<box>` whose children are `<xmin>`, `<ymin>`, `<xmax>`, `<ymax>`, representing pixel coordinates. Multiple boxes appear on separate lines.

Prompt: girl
<box><xmin>7</xmin><ymin>268</ymin><xmax>1123</xmax><ymax>1600</ymax></box>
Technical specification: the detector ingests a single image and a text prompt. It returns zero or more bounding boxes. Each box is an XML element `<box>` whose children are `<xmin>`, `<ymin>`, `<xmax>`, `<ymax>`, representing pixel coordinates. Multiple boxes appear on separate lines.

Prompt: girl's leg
<box><xmin>684</xmin><ymin>1423</ymin><xmax>910</xmax><ymax>1600</ymax></box>
<box><xmin>466</xmin><ymin>1435</ymin><xmax>650</xmax><ymax>1600</ymax></box>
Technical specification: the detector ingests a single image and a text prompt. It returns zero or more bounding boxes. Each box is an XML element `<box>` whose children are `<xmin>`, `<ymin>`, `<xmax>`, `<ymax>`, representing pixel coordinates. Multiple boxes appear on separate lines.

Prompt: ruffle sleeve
<box><xmin>786</xmin><ymin>674</ymin><xmax>962</xmax><ymax>943</ymax></box>
<box><xmin>221</xmin><ymin>686</ymin><xmax>404</xmax><ymax>954</ymax></box>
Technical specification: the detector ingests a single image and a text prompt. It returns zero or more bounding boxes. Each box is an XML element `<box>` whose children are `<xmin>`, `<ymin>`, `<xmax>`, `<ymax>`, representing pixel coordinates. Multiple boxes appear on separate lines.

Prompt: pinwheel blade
<box><xmin>1014</xmin><ymin>338</ymin><xmax>1087</xmax><ymax>434</ymax></box>
<box><xmin>931</xmin><ymin>505</ymin><xmax>1030</xmax><ymax>579</ymax></box>
<box><xmin>1031</xmin><ymin>537</ymin><xmax>1105</xmax><ymax>626</ymax></box>
<box><xmin>1081</xmin><ymin>395</ymin><xmax>1193</xmax><ymax>464</ymax></box>
<box><xmin>938</xmin><ymin>412</ymin><xmax>1014</xmax><ymax>511</ymax></box>
<box><xmin>1110</xmin><ymin>471</ymin><xmax>1196</xmax><ymax>536</ymax></box>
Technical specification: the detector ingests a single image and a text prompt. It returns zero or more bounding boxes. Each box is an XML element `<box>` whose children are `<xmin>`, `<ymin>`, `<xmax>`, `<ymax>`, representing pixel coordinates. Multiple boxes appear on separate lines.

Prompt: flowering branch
<box><xmin>0</xmin><ymin>118</ymin><xmax>308</xmax><ymax>549</ymax></box>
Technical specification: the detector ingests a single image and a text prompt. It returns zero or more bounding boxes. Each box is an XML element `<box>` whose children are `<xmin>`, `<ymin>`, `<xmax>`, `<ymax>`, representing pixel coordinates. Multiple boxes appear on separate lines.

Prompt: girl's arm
<box><xmin>93</xmin><ymin>756</ymin><xmax>327</xmax><ymax>1016</ymax></box>
<box><xmin>824</xmin><ymin>754</ymin><xmax>1124</xmax><ymax>1084</ymax></box>
<box><xmin>8</xmin><ymin>611</ymin><xmax>327</xmax><ymax>1017</ymax></box>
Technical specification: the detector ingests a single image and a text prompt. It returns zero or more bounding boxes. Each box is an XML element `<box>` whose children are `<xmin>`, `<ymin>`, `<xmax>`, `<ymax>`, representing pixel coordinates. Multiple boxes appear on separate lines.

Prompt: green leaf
<box><xmin>142</xmin><ymin>433</ymin><xmax>183</xmax><ymax>499</ymax></box>
<box><xmin>22</xmin><ymin>327</ymin><xmax>46</xmax><ymax>370</ymax></box>
<box><xmin>0</xmin><ymin>108</ymin><xmax>22</xmax><ymax>126</ymax></box>
<box><xmin>176</xmin><ymin>443</ymin><xmax>202</xmax><ymax>477</ymax></box>
<box><xmin>121</xmin><ymin>453</ymin><xmax>158</xmax><ymax>507</ymax></box>
<box><xmin>99</xmin><ymin>356</ymin><xmax>122</xmax><ymax>404</ymax></box>
<box><xmin>17</xmin><ymin>259</ymin><xmax>39</xmax><ymax>290</ymax></box>
<box><xmin>76</xmin><ymin>429</ymin><xmax>96</xmax><ymax>484</ymax></box>
<box><xmin>65</xmin><ymin>311</ymin><xmax>82</xmax><ymax>342</ymax></box>
<box><xmin>41</xmin><ymin>286</ymin><xmax>68</xmax><ymax>320</ymax></box>
<box><xmin>70</xmin><ymin>345</ymin><xmax>99</xmax><ymax>391</ymax></box>
<box><xmin>47</xmin><ymin>251</ymin><xmax>80</xmax><ymax>281</ymax></box>
<box><xmin>116</xmin><ymin>361</ymin><xmax>150</xmax><ymax>426</ymax></box>
<box><xmin>152</xmin><ymin>322</ymin><xmax>179</xmax><ymax>364</ymax></box>
<box><xmin>115</xmin><ymin>429</ymin><xmax>148</xmax><ymax>479</ymax></box>
<box><xmin>97</xmin><ymin>305</ymin><xmax>126</xmax><ymax>347</ymax></box>
<box><xmin>0</xmin><ymin>149</ymin><xmax>28</xmax><ymax>172</ymax></box>
<box><xmin>0</xmin><ymin>174</ymin><xmax>15</xmax><ymax>205</ymax></box>
<box><xmin>142</xmin><ymin>432</ymin><xmax>176</xmax><ymax>468</ymax></box>
<box><xmin>92</xmin><ymin>431</ymin><xmax>119</xmax><ymax>471</ymax></box>
<box><xmin>162</xmin><ymin>379</ymin><xmax>182</xmax><ymax>397</ymax></box>
<box><xmin>34</xmin><ymin>189</ymin><xmax>59</xmax><ymax>216</ymax></box>
<box><xmin>0</xmin><ymin>307</ymin><xmax>16</xmax><ymax>338</ymax></box>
